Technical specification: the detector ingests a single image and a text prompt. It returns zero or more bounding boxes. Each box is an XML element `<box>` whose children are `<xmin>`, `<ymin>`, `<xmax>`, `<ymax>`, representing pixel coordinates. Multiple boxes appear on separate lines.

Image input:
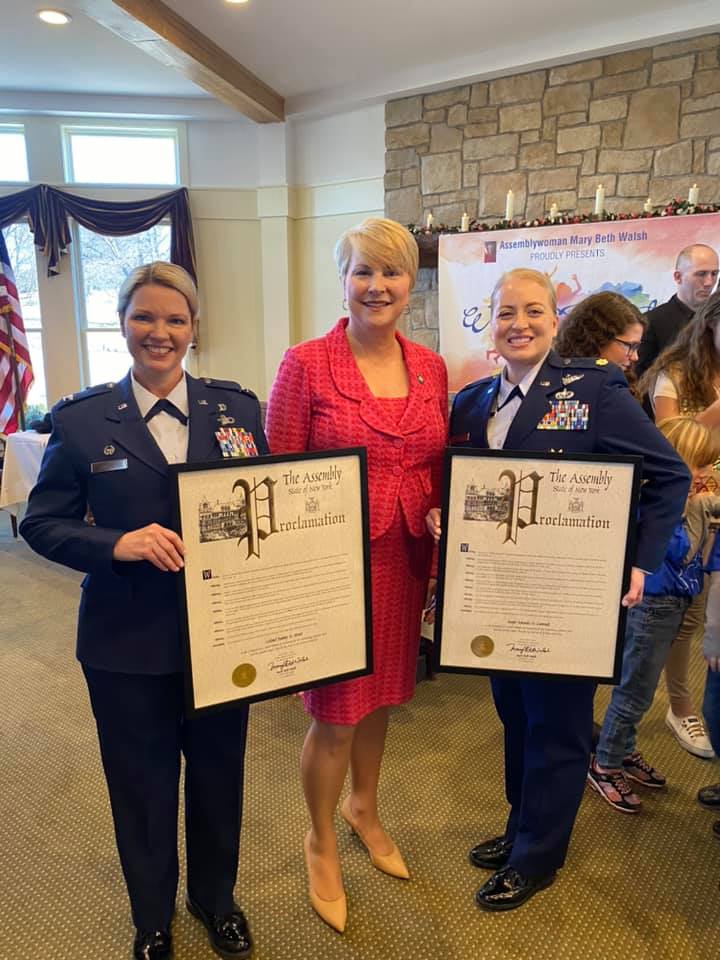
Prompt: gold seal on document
<box><xmin>471</xmin><ymin>635</ymin><xmax>494</xmax><ymax>658</ymax></box>
<box><xmin>232</xmin><ymin>663</ymin><xmax>257</xmax><ymax>688</ymax></box>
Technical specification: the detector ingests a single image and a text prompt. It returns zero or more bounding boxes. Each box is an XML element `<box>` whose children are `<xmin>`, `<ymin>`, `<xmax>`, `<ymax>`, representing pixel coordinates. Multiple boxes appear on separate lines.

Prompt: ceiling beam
<box><xmin>78</xmin><ymin>0</ymin><xmax>284</xmax><ymax>123</ymax></box>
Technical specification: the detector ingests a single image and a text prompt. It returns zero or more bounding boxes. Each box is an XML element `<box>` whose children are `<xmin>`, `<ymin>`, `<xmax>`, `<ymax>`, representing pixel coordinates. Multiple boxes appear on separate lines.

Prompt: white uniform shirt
<box><xmin>131</xmin><ymin>372</ymin><xmax>189</xmax><ymax>464</ymax></box>
<box><xmin>487</xmin><ymin>355</ymin><xmax>548</xmax><ymax>450</ymax></box>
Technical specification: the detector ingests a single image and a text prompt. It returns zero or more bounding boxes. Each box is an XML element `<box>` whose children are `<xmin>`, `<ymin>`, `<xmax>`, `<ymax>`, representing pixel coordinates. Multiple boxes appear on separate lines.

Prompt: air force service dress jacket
<box><xmin>450</xmin><ymin>350</ymin><xmax>690</xmax><ymax>574</ymax></box>
<box><xmin>449</xmin><ymin>351</ymin><xmax>689</xmax><ymax>877</ymax></box>
<box><xmin>20</xmin><ymin>371</ymin><xmax>269</xmax><ymax>675</ymax></box>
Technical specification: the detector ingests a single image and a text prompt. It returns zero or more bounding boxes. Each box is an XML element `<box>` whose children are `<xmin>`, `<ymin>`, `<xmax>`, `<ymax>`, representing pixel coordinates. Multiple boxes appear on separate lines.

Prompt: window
<box><xmin>0</xmin><ymin>125</ymin><xmax>29</xmax><ymax>182</ymax></box>
<box><xmin>74</xmin><ymin>224</ymin><xmax>172</xmax><ymax>386</ymax></box>
<box><xmin>63</xmin><ymin>126</ymin><xmax>180</xmax><ymax>185</ymax></box>
<box><xmin>2</xmin><ymin>223</ymin><xmax>46</xmax><ymax>414</ymax></box>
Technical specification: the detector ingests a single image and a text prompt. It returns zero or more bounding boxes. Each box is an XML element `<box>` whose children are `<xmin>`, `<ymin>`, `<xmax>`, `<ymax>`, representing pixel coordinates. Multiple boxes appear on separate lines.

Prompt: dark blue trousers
<box><xmin>491</xmin><ymin>675</ymin><xmax>596</xmax><ymax>876</ymax></box>
<box><xmin>83</xmin><ymin>667</ymin><xmax>249</xmax><ymax>931</ymax></box>
<box><xmin>703</xmin><ymin>667</ymin><xmax>720</xmax><ymax>756</ymax></box>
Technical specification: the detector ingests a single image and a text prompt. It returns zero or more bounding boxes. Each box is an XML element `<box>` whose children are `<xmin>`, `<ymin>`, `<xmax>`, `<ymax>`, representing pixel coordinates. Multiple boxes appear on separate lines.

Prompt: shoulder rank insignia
<box><xmin>57</xmin><ymin>382</ymin><xmax>113</xmax><ymax>407</ymax></box>
<box><xmin>596</xmin><ymin>358</ymin><xmax>609</xmax><ymax>366</ymax></box>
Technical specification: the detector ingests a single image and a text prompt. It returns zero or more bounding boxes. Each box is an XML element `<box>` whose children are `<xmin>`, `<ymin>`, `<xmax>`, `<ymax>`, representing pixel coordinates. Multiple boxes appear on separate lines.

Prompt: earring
<box><xmin>342</xmin><ymin>298</ymin><xmax>348</xmax><ymax>310</ymax></box>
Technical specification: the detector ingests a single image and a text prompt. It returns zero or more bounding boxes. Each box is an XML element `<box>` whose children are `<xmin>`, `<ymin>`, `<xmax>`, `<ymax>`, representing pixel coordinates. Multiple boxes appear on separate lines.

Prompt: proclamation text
<box><xmin>436</xmin><ymin>451</ymin><xmax>640</xmax><ymax>681</ymax></box>
<box><xmin>173</xmin><ymin>450</ymin><xmax>371</xmax><ymax>711</ymax></box>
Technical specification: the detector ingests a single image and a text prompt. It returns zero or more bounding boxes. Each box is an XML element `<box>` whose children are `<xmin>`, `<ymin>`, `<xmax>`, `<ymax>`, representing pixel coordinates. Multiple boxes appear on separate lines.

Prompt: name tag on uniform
<box><xmin>91</xmin><ymin>459</ymin><xmax>128</xmax><ymax>473</ymax></box>
<box><xmin>537</xmin><ymin>401</ymin><xmax>590</xmax><ymax>431</ymax></box>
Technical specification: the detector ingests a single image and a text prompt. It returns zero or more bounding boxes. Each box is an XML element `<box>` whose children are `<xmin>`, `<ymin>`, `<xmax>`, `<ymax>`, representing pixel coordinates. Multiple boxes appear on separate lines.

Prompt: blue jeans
<box><xmin>596</xmin><ymin>594</ymin><xmax>690</xmax><ymax>769</ymax></box>
<box><xmin>703</xmin><ymin>669</ymin><xmax>720</xmax><ymax>756</ymax></box>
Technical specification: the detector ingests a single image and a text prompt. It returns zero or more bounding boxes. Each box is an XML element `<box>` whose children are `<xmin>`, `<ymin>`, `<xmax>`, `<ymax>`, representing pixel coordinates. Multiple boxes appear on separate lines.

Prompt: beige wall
<box><xmin>2</xmin><ymin>179</ymin><xmax>382</xmax><ymax>406</ymax></box>
<box><xmin>2</xmin><ymin>110</ymin><xmax>386</xmax><ymax>409</ymax></box>
<box><xmin>192</xmin><ymin>196</ymin><xmax>264</xmax><ymax>393</ymax></box>
<box><xmin>292</xmin><ymin>208</ymin><xmax>384</xmax><ymax>344</ymax></box>
<box><xmin>190</xmin><ymin>177</ymin><xmax>383</xmax><ymax>400</ymax></box>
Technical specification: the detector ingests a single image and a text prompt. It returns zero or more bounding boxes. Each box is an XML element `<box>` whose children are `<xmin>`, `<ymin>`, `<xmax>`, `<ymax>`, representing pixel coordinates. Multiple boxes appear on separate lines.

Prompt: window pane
<box><xmin>68</xmin><ymin>132</ymin><xmax>178</xmax><ymax>185</ymax></box>
<box><xmin>85</xmin><ymin>330</ymin><xmax>130</xmax><ymax>385</ymax></box>
<box><xmin>2</xmin><ymin>223</ymin><xmax>46</xmax><ymax>414</ymax></box>
<box><xmin>25</xmin><ymin>331</ymin><xmax>48</xmax><ymax>415</ymax></box>
<box><xmin>0</xmin><ymin>128</ymin><xmax>29</xmax><ymax>182</ymax></box>
<box><xmin>75</xmin><ymin>224</ymin><xmax>172</xmax><ymax>385</ymax></box>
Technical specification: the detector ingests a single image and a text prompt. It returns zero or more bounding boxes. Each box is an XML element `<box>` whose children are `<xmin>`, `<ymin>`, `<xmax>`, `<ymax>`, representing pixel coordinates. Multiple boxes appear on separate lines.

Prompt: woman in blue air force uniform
<box><xmin>21</xmin><ymin>263</ymin><xmax>267</xmax><ymax>960</ymax></box>
<box><xmin>427</xmin><ymin>268</ymin><xmax>689</xmax><ymax>912</ymax></box>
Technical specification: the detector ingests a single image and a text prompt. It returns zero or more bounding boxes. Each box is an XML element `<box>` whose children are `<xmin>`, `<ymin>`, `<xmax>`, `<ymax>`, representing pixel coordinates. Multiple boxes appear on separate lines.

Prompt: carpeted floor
<box><xmin>1</xmin><ymin>520</ymin><xmax>719</xmax><ymax>960</ymax></box>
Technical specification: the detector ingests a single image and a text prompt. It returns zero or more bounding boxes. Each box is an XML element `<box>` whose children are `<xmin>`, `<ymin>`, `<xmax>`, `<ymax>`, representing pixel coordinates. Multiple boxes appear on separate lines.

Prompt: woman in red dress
<box><xmin>266</xmin><ymin>217</ymin><xmax>447</xmax><ymax>932</ymax></box>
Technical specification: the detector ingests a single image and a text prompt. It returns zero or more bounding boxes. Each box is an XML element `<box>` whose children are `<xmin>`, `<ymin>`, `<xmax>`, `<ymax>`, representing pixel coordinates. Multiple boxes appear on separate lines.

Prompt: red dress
<box><xmin>266</xmin><ymin>319</ymin><xmax>448</xmax><ymax>724</ymax></box>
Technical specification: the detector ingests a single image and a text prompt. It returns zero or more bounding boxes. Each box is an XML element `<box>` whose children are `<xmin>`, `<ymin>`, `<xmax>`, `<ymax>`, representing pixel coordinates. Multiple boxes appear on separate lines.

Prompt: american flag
<box><xmin>0</xmin><ymin>229</ymin><xmax>34</xmax><ymax>435</ymax></box>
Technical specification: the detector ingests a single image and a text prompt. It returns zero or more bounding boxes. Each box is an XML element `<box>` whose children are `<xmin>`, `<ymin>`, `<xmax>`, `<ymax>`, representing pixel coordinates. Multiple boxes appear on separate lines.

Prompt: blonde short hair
<box><xmin>657</xmin><ymin>416</ymin><xmax>720</xmax><ymax>471</ymax></box>
<box><xmin>334</xmin><ymin>217</ymin><xmax>419</xmax><ymax>287</ymax></box>
<box><xmin>117</xmin><ymin>261</ymin><xmax>199</xmax><ymax>327</ymax></box>
<box><xmin>490</xmin><ymin>268</ymin><xmax>558</xmax><ymax>315</ymax></box>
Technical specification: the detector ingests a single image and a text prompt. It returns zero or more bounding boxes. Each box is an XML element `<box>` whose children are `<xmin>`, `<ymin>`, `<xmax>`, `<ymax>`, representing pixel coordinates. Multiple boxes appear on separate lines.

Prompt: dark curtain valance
<box><xmin>0</xmin><ymin>185</ymin><xmax>196</xmax><ymax>282</ymax></box>
<box><xmin>0</xmin><ymin>186</ymin><xmax>45</xmax><ymax>250</ymax></box>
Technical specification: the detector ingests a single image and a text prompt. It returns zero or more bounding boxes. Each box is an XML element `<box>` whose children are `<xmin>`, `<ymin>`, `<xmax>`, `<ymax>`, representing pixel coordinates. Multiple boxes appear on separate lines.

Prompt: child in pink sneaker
<box><xmin>589</xmin><ymin>417</ymin><xmax>720</xmax><ymax>813</ymax></box>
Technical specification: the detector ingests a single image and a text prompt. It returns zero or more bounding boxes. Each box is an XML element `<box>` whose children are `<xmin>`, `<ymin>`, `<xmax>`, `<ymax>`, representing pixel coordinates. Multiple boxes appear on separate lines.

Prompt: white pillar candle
<box><xmin>505</xmin><ymin>189</ymin><xmax>514</xmax><ymax>221</ymax></box>
<box><xmin>688</xmin><ymin>183</ymin><xmax>699</xmax><ymax>206</ymax></box>
<box><xmin>425</xmin><ymin>212</ymin><xmax>434</xmax><ymax>229</ymax></box>
<box><xmin>643</xmin><ymin>197</ymin><xmax>652</xmax><ymax>213</ymax></box>
<box><xmin>549</xmin><ymin>202</ymin><xmax>558</xmax><ymax>222</ymax></box>
<box><xmin>594</xmin><ymin>184</ymin><xmax>605</xmax><ymax>216</ymax></box>
<box><xmin>461</xmin><ymin>212</ymin><xmax>470</xmax><ymax>232</ymax></box>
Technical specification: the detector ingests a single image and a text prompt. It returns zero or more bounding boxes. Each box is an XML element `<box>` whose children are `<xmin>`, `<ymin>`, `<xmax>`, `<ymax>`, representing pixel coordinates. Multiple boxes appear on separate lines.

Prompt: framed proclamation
<box><xmin>171</xmin><ymin>448</ymin><xmax>372</xmax><ymax>714</ymax></box>
<box><xmin>435</xmin><ymin>450</ymin><xmax>642</xmax><ymax>683</ymax></box>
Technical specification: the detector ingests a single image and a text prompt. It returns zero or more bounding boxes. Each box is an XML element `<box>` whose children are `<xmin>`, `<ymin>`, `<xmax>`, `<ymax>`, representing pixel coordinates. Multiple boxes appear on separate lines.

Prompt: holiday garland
<box><xmin>408</xmin><ymin>197</ymin><xmax>720</xmax><ymax>235</ymax></box>
<box><xmin>408</xmin><ymin>198</ymin><xmax>720</xmax><ymax>268</ymax></box>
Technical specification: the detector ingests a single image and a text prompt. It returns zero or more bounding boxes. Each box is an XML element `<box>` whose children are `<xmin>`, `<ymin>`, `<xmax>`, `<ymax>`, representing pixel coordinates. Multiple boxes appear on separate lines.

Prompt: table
<box><xmin>0</xmin><ymin>431</ymin><xmax>50</xmax><ymax>533</ymax></box>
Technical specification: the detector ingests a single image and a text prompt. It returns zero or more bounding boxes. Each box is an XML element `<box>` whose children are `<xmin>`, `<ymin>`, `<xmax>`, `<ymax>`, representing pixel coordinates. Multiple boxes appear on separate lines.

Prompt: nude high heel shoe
<box><xmin>340</xmin><ymin>797</ymin><xmax>410</xmax><ymax>880</ymax></box>
<box><xmin>303</xmin><ymin>832</ymin><xmax>347</xmax><ymax>933</ymax></box>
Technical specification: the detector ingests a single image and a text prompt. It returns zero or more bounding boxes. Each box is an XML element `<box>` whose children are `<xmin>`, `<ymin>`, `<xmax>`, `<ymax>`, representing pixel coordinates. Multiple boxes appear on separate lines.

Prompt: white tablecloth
<box><xmin>0</xmin><ymin>431</ymin><xmax>50</xmax><ymax>515</ymax></box>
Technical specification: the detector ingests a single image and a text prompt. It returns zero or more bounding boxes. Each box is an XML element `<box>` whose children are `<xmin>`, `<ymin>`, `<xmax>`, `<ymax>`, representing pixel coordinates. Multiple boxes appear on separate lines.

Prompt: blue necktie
<box><xmin>497</xmin><ymin>384</ymin><xmax>523</xmax><ymax>412</ymax></box>
<box><xmin>144</xmin><ymin>398</ymin><xmax>188</xmax><ymax>426</ymax></box>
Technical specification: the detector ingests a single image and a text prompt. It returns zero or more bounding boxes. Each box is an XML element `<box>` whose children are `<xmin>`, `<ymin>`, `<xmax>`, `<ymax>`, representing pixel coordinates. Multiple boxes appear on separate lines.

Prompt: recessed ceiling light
<box><xmin>225</xmin><ymin>0</ymin><xmax>250</xmax><ymax>5</ymax></box>
<box><xmin>37</xmin><ymin>9</ymin><xmax>72</xmax><ymax>25</ymax></box>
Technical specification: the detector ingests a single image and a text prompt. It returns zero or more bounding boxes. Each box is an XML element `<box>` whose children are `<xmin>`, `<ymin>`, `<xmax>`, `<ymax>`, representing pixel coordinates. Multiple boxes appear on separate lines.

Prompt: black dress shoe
<box><xmin>133</xmin><ymin>929</ymin><xmax>172</xmax><ymax>960</ymax></box>
<box><xmin>186</xmin><ymin>896</ymin><xmax>253</xmax><ymax>959</ymax></box>
<box><xmin>468</xmin><ymin>835</ymin><xmax>514</xmax><ymax>870</ymax></box>
<box><xmin>475</xmin><ymin>866</ymin><xmax>556</xmax><ymax>912</ymax></box>
<box><xmin>698</xmin><ymin>783</ymin><xmax>720</xmax><ymax>809</ymax></box>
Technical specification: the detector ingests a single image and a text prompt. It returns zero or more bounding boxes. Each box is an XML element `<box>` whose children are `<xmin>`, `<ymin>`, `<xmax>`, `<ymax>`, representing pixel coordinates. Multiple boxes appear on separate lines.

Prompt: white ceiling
<box><xmin>1</xmin><ymin>0</ymin><xmax>719</xmax><ymax>120</ymax></box>
<box><xmin>1</xmin><ymin>2</ymin><xmax>205</xmax><ymax>97</ymax></box>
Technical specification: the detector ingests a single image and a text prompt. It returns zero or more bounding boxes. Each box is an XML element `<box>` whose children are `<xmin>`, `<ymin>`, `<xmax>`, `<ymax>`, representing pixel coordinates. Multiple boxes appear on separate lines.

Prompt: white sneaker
<box><xmin>665</xmin><ymin>707</ymin><xmax>715</xmax><ymax>759</ymax></box>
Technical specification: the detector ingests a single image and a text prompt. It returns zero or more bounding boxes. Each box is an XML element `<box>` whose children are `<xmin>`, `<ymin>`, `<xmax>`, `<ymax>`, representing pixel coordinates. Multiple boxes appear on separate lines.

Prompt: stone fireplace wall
<box><xmin>385</xmin><ymin>33</ymin><xmax>720</xmax><ymax>348</ymax></box>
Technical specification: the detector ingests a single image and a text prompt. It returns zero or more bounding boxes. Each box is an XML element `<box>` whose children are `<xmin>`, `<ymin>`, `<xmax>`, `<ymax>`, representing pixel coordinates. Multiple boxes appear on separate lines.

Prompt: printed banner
<box><xmin>439</xmin><ymin>212</ymin><xmax>720</xmax><ymax>393</ymax></box>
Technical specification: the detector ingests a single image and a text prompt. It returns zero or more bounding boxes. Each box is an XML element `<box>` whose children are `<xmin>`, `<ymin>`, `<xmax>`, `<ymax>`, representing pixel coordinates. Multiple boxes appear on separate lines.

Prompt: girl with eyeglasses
<box><xmin>554</xmin><ymin>291</ymin><xmax>646</xmax><ymax>382</ymax></box>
